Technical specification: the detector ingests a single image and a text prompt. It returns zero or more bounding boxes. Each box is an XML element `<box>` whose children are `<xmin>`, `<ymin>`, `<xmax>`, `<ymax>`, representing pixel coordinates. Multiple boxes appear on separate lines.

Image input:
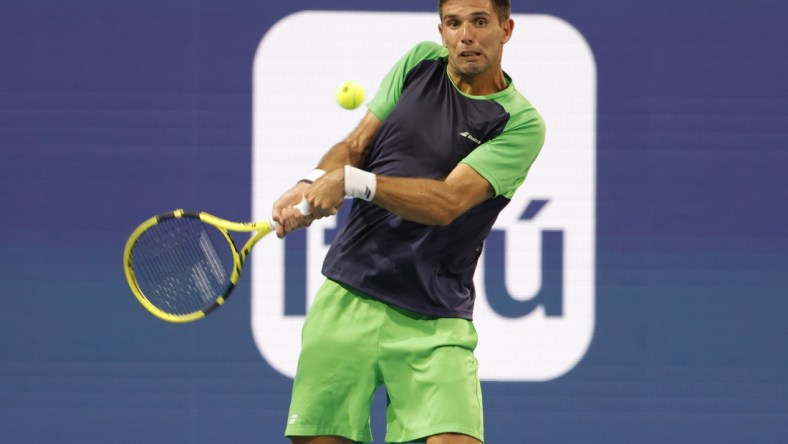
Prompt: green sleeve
<box><xmin>367</xmin><ymin>41</ymin><xmax>448</xmax><ymax>121</ymax></box>
<box><xmin>461</xmin><ymin>93</ymin><xmax>546</xmax><ymax>199</ymax></box>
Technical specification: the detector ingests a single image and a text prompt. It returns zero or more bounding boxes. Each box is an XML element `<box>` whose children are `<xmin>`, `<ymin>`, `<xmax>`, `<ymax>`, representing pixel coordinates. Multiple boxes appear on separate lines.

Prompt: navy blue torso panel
<box><xmin>322</xmin><ymin>58</ymin><xmax>512</xmax><ymax>319</ymax></box>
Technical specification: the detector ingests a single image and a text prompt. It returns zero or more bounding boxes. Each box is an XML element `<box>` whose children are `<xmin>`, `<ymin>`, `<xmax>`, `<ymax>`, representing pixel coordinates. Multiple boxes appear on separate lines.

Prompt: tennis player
<box><xmin>272</xmin><ymin>1</ymin><xmax>545</xmax><ymax>442</ymax></box>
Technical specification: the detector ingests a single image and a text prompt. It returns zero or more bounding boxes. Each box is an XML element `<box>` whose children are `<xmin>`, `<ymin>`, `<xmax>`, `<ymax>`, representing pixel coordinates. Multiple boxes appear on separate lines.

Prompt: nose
<box><xmin>460</xmin><ymin>22</ymin><xmax>475</xmax><ymax>43</ymax></box>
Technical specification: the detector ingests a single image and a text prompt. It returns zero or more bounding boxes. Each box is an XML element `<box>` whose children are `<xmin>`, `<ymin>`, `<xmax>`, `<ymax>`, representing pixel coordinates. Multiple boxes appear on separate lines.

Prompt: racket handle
<box><xmin>294</xmin><ymin>198</ymin><xmax>312</xmax><ymax>216</ymax></box>
<box><xmin>269</xmin><ymin>197</ymin><xmax>311</xmax><ymax>230</ymax></box>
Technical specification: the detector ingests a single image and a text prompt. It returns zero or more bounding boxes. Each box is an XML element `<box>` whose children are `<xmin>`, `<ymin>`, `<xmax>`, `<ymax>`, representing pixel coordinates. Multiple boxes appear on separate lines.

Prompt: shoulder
<box><xmin>495</xmin><ymin>81</ymin><xmax>546</xmax><ymax>137</ymax></box>
<box><xmin>402</xmin><ymin>41</ymin><xmax>448</xmax><ymax>64</ymax></box>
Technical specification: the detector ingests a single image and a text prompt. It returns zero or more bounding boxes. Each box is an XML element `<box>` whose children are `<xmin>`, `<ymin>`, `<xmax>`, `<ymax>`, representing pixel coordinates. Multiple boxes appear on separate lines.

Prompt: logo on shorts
<box><xmin>251</xmin><ymin>11</ymin><xmax>596</xmax><ymax>382</ymax></box>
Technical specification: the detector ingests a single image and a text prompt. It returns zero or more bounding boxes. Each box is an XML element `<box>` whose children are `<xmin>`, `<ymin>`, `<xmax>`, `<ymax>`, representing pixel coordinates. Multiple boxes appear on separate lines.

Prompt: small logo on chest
<box><xmin>459</xmin><ymin>131</ymin><xmax>482</xmax><ymax>145</ymax></box>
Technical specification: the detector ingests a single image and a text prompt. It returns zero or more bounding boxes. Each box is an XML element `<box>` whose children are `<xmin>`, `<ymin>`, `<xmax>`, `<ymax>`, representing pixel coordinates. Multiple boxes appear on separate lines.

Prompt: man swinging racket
<box><xmin>273</xmin><ymin>1</ymin><xmax>545</xmax><ymax>442</ymax></box>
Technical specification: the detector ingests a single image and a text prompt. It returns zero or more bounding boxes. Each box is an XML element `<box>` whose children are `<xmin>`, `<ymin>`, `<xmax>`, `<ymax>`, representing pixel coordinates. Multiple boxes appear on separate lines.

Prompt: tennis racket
<box><xmin>123</xmin><ymin>202</ymin><xmax>308</xmax><ymax>323</ymax></box>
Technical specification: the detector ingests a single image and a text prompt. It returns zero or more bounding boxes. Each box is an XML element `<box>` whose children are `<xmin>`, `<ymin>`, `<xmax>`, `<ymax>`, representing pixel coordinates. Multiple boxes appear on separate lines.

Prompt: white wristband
<box><xmin>344</xmin><ymin>165</ymin><xmax>376</xmax><ymax>201</ymax></box>
<box><xmin>299</xmin><ymin>168</ymin><xmax>326</xmax><ymax>184</ymax></box>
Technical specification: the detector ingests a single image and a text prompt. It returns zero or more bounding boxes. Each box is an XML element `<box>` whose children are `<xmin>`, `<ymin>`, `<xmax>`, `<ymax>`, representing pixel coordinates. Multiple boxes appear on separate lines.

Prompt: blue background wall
<box><xmin>1</xmin><ymin>0</ymin><xmax>787</xmax><ymax>442</ymax></box>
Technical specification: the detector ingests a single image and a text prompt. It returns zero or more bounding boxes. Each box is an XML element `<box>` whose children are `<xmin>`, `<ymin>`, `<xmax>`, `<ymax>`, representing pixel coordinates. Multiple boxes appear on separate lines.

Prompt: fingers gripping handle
<box><xmin>269</xmin><ymin>198</ymin><xmax>311</xmax><ymax>230</ymax></box>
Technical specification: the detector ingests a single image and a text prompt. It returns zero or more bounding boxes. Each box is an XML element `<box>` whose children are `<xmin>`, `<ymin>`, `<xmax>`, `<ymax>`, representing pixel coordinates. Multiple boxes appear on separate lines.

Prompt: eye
<box><xmin>475</xmin><ymin>18</ymin><xmax>488</xmax><ymax>26</ymax></box>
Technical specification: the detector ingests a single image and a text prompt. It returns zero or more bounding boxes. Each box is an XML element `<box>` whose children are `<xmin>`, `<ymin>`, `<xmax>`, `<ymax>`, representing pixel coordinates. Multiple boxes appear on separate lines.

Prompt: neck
<box><xmin>448</xmin><ymin>68</ymin><xmax>507</xmax><ymax>96</ymax></box>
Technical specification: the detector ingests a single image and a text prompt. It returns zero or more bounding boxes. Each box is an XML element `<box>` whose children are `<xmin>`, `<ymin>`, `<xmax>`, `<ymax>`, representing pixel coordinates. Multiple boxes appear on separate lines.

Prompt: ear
<box><xmin>501</xmin><ymin>18</ymin><xmax>514</xmax><ymax>44</ymax></box>
<box><xmin>438</xmin><ymin>23</ymin><xmax>446</xmax><ymax>46</ymax></box>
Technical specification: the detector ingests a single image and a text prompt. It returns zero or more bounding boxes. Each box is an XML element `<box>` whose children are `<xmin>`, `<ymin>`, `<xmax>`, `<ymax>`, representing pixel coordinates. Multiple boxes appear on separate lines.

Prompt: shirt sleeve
<box><xmin>462</xmin><ymin>108</ymin><xmax>546</xmax><ymax>199</ymax></box>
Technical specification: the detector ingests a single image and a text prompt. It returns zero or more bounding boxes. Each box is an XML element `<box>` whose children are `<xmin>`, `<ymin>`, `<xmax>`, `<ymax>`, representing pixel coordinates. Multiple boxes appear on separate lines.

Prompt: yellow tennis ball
<box><xmin>336</xmin><ymin>81</ymin><xmax>365</xmax><ymax>110</ymax></box>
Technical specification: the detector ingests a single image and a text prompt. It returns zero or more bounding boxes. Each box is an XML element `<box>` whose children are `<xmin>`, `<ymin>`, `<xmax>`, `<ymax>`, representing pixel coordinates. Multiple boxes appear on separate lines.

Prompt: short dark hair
<box><xmin>438</xmin><ymin>0</ymin><xmax>511</xmax><ymax>23</ymax></box>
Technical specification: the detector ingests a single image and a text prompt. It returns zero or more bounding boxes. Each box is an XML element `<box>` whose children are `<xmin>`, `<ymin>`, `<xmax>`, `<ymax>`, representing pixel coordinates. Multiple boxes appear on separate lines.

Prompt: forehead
<box><xmin>441</xmin><ymin>0</ymin><xmax>495</xmax><ymax>16</ymax></box>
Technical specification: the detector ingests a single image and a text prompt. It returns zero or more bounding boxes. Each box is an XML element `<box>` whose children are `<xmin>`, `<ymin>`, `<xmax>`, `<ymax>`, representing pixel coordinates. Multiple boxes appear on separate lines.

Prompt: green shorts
<box><xmin>284</xmin><ymin>279</ymin><xmax>484</xmax><ymax>443</ymax></box>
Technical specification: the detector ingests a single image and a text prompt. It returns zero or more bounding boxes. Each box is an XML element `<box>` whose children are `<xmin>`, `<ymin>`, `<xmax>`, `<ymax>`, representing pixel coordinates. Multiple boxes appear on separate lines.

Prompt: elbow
<box><xmin>429</xmin><ymin>201</ymin><xmax>466</xmax><ymax>227</ymax></box>
<box><xmin>430</xmin><ymin>213</ymin><xmax>455</xmax><ymax>227</ymax></box>
<box><xmin>399</xmin><ymin>204</ymin><xmax>458</xmax><ymax>227</ymax></box>
<box><xmin>425</xmin><ymin>188</ymin><xmax>485</xmax><ymax>226</ymax></box>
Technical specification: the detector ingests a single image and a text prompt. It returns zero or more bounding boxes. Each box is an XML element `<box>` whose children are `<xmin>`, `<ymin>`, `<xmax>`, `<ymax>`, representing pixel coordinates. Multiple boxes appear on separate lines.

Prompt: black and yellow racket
<box><xmin>123</xmin><ymin>204</ymin><xmax>306</xmax><ymax>323</ymax></box>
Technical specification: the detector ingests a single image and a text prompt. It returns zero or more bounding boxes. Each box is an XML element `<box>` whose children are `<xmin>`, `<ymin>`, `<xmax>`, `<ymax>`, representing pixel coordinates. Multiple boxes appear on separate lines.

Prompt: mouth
<box><xmin>459</xmin><ymin>51</ymin><xmax>482</xmax><ymax>58</ymax></box>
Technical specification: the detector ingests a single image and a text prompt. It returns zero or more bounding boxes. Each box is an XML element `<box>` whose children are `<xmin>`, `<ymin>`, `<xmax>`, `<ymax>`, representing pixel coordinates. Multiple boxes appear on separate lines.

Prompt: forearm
<box><xmin>314</xmin><ymin>110</ymin><xmax>382</xmax><ymax>172</ymax></box>
<box><xmin>304</xmin><ymin>110</ymin><xmax>492</xmax><ymax>226</ymax></box>
<box><xmin>359</xmin><ymin>163</ymin><xmax>493</xmax><ymax>226</ymax></box>
<box><xmin>372</xmin><ymin>176</ymin><xmax>465</xmax><ymax>226</ymax></box>
<box><xmin>315</xmin><ymin>139</ymin><xmax>365</xmax><ymax>172</ymax></box>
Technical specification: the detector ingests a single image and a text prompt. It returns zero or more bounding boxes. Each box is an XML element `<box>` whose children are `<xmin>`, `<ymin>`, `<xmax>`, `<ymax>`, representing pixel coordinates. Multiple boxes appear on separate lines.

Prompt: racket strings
<box><xmin>131</xmin><ymin>217</ymin><xmax>236</xmax><ymax>315</ymax></box>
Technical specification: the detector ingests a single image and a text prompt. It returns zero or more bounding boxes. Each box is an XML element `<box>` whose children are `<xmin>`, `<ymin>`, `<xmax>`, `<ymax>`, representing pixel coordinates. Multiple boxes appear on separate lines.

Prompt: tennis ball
<box><xmin>336</xmin><ymin>81</ymin><xmax>365</xmax><ymax>110</ymax></box>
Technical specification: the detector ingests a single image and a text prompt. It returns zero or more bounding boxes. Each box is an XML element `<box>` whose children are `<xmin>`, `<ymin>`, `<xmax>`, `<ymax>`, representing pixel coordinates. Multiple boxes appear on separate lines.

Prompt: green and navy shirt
<box><xmin>322</xmin><ymin>41</ymin><xmax>545</xmax><ymax>319</ymax></box>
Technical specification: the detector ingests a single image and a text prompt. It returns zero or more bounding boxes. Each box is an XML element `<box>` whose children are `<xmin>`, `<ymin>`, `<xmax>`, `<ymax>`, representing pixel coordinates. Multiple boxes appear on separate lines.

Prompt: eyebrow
<box><xmin>442</xmin><ymin>11</ymin><xmax>493</xmax><ymax>21</ymax></box>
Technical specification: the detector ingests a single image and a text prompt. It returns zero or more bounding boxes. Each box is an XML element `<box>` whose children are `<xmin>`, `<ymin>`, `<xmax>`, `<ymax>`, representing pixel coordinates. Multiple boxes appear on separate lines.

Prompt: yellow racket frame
<box><xmin>123</xmin><ymin>209</ymin><xmax>274</xmax><ymax>323</ymax></box>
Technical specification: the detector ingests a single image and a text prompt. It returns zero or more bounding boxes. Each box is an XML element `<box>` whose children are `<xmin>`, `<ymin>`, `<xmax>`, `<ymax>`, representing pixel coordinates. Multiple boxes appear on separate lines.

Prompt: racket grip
<box><xmin>269</xmin><ymin>197</ymin><xmax>311</xmax><ymax>230</ymax></box>
<box><xmin>294</xmin><ymin>198</ymin><xmax>312</xmax><ymax>216</ymax></box>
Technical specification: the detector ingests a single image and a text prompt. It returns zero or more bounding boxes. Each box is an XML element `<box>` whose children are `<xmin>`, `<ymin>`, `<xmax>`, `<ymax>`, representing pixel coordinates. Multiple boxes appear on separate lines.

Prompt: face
<box><xmin>439</xmin><ymin>0</ymin><xmax>513</xmax><ymax>82</ymax></box>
